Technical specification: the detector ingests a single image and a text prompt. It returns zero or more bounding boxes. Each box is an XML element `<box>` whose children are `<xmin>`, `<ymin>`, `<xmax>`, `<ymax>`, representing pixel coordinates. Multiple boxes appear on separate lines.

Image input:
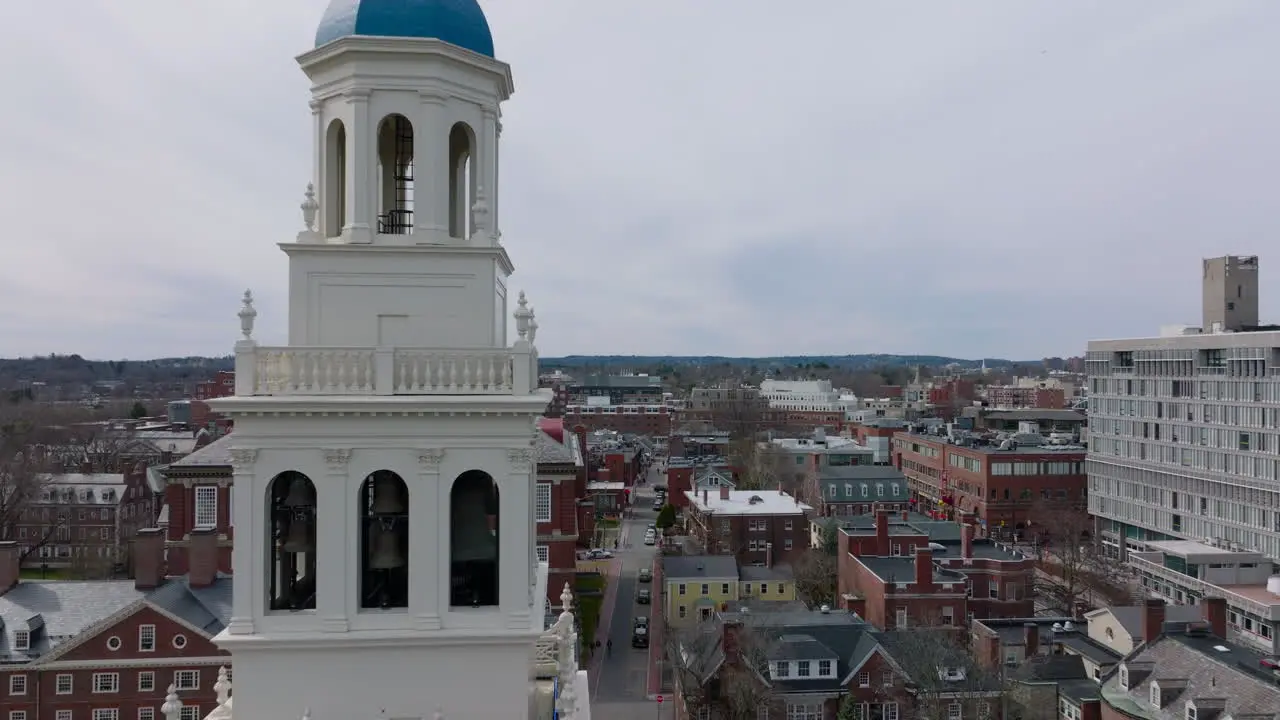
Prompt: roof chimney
<box><xmin>720</xmin><ymin>485</ymin><xmax>730</xmax><ymax>501</ymax></box>
<box><xmin>133</xmin><ymin>528</ymin><xmax>166</xmax><ymax>590</ymax></box>
<box><xmin>902</xmin><ymin>510</ymin><xmax>909</xmax><ymax>522</ymax></box>
<box><xmin>188</xmin><ymin>527</ymin><xmax>219</xmax><ymax>589</ymax></box>
<box><xmin>914</xmin><ymin>547</ymin><xmax>933</xmax><ymax>591</ymax></box>
<box><xmin>0</xmin><ymin>541</ymin><xmax>21</xmax><ymax>593</ymax></box>
<box><xmin>875</xmin><ymin>509</ymin><xmax>890</xmax><ymax>555</ymax></box>
<box><xmin>1201</xmin><ymin>596</ymin><xmax>1227</xmax><ymax>638</ymax></box>
<box><xmin>1142</xmin><ymin>598</ymin><xmax>1166</xmax><ymax>644</ymax></box>
<box><xmin>703</xmin><ymin>488</ymin><xmax>709</xmax><ymax>505</ymax></box>
<box><xmin>961</xmin><ymin>524</ymin><xmax>974</xmax><ymax>560</ymax></box>
<box><xmin>1023</xmin><ymin>622</ymin><xmax>1040</xmax><ymax>657</ymax></box>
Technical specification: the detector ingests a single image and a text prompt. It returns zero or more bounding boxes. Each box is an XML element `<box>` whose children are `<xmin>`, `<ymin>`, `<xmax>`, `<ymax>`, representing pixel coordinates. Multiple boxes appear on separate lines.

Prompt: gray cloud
<box><xmin>1</xmin><ymin>0</ymin><xmax>1276</xmax><ymax>360</ymax></box>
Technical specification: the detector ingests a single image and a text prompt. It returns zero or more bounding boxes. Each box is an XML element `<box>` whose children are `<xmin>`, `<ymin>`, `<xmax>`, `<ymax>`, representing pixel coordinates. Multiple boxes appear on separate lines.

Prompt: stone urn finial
<box><xmin>301</xmin><ymin>182</ymin><xmax>319</xmax><ymax>231</ymax></box>
<box><xmin>238</xmin><ymin>290</ymin><xmax>257</xmax><ymax>340</ymax></box>
<box><xmin>514</xmin><ymin>291</ymin><xmax>532</xmax><ymax>340</ymax></box>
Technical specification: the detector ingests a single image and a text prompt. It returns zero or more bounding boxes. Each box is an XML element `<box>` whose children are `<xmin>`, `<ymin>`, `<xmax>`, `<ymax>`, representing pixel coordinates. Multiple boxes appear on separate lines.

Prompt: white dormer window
<box><xmin>1150</xmin><ymin>682</ymin><xmax>1161</xmax><ymax>708</ymax></box>
<box><xmin>13</xmin><ymin>631</ymin><xmax>30</xmax><ymax>651</ymax></box>
<box><xmin>774</xmin><ymin>661</ymin><xmax>790</xmax><ymax>678</ymax></box>
<box><xmin>1185</xmin><ymin>705</ymin><xmax>1196</xmax><ymax>720</ymax></box>
<box><xmin>876</xmin><ymin>483</ymin><xmax>884</xmax><ymax>497</ymax></box>
<box><xmin>829</xmin><ymin>485</ymin><xmax>837</xmax><ymax>499</ymax></box>
<box><xmin>796</xmin><ymin>661</ymin><xmax>811</xmax><ymax>677</ymax></box>
<box><xmin>861</xmin><ymin>485</ymin><xmax>868</xmax><ymax>497</ymax></box>
<box><xmin>844</xmin><ymin>483</ymin><xmax>852</xmax><ymax>497</ymax></box>
<box><xmin>817</xmin><ymin>659</ymin><xmax>833</xmax><ymax>677</ymax></box>
<box><xmin>1118</xmin><ymin>665</ymin><xmax>1129</xmax><ymax>690</ymax></box>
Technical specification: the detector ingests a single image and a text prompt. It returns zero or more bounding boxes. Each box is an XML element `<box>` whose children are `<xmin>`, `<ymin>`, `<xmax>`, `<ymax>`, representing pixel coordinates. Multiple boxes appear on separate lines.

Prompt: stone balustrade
<box><xmin>234</xmin><ymin>345</ymin><xmax>536</xmax><ymax>397</ymax></box>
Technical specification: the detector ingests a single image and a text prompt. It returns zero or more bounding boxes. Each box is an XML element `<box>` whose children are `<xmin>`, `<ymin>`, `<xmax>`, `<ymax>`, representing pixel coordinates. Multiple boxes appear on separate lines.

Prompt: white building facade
<box><xmin>202</xmin><ymin>2</ymin><xmax>587</xmax><ymax>718</ymax></box>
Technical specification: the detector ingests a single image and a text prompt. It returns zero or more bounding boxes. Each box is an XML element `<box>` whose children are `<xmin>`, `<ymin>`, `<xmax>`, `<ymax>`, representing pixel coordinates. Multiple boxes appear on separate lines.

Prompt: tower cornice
<box><xmin>296</xmin><ymin>36</ymin><xmax>514</xmax><ymax>100</ymax></box>
<box><xmin>278</xmin><ymin>241</ymin><xmax>515</xmax><ymax>276</ymax></box>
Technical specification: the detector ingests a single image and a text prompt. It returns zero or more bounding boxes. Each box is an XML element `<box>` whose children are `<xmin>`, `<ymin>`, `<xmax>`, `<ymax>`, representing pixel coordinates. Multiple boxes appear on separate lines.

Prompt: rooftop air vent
<box><xmin>748</xmin><ymin>495</ymin><xmax>764</xmax><ymax>505</ymax></box>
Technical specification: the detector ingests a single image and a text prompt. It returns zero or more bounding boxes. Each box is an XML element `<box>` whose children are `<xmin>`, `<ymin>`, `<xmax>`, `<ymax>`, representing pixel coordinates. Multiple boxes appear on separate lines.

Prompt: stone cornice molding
<box><xmin>344</xmin><ymin>88</ymin><xmax>372</xmax><ymax>102</ymax></box>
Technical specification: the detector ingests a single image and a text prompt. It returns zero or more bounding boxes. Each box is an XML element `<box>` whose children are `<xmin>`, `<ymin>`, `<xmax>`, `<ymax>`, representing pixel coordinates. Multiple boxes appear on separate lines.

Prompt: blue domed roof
<box><xmin>315</xmin><ymin>0</ymin><xmax>495</xmax><ymax>57</ymax></box>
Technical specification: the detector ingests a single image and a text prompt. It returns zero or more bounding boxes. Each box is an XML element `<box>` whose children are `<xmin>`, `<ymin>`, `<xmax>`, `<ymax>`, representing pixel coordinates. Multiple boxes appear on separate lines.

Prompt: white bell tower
<box><xmin>207</xmin><ymin>2</ymin><xmax>554</xmax><ymax>718</ymax></box>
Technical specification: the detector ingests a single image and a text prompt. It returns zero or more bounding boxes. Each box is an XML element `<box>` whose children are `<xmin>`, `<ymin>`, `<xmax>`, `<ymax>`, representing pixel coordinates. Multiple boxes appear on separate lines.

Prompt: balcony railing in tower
<box><xmin>377</xmin><ymin>114</ymin><xmax>414</xmax><ymax>235</ymax></box>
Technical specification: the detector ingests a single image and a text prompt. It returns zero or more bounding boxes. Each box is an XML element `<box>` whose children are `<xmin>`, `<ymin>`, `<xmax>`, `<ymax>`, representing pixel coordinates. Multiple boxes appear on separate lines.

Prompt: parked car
<box><xmin>632</xmin><ymin>616</ymin><xmax>650</xmax><ymax>648</ymax></box>
<box><xmin>637</xmin><ymin>588</ymin><xmax>651</xmax><ymax>604</ymax></box>
<box><xmin>644</xmin><ymin>531</ymin><xmax>656</xmax><ymax>546</ymax></box>
<box><xmin>586</xmin><ymin>549</ymin><xmax>614</xmax><ymax>560</ymax></box>
<box><xmin>638</xmin><ymin>568</ymin><xmax>652</xmax><ymax>583</ymax></box>
<box><xmin>652</xmin><ymin>500</ymin><xmax>664</xmax><ymax>511</ymax></box>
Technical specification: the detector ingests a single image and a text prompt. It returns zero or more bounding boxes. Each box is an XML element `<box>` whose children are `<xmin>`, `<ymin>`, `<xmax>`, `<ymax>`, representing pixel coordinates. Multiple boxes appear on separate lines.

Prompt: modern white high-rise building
<box><xmin>202</xmin><ymin>1</ymin><xmax>589</xmax><ymax>717</ymax></box>
<box><xmin>1086</xmin><ymin>255</ymin><xmax>1280</xmax><ymax>653</ymax></box>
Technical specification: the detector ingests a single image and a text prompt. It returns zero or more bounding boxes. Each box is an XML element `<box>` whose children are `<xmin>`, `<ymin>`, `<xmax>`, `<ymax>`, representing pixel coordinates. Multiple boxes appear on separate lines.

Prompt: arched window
<box><xmin>449</xmin><ymin>470</ymin><xmax>499</xmax><ymax>607</ymax></box>
<box><xmin>268</xmin><ymin>472</ymin><xmax>318</xmax><ymax>611</ymax></box>
<box><xmin>359</xmin><ymin>470</ymin><xmax>409</xmax><ymax>609</ymax></box>
<box><xmin>376</xmin><ymin>114</ymin><xmax>414</xmax><ymax>235</ymax></box>
<box><xmin>448</xmin><ymin>122</ymin><xmax>475</xmax><ymax>239</ymax></box>
<box><xmin>324</xmin><ymin>120</ymin><xmax>347</xmax><ymax>237</ymax></box>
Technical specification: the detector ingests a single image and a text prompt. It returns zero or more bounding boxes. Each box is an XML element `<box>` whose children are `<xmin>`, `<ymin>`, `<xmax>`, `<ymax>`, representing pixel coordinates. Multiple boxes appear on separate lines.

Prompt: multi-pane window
<box><xmin>93</xmin><ymin>709</ymin><xmax>118</xmax><ymax>720</ymax></box>
<box><xmin>139</xmin><ymin>709</ymin><xmax>155</xmax><ymax>720</ymax></box>
<box><xmin>774</xmin><ymin>661</ymin><xmax>790</xmax><ymax>678</ymax></box>
<box><xmin>56</xmin><ymin>713</ymin><xmax>71</xmax><ymax>720</ymax></box>
<box><xmin>882</xmin><ymin>703</ymin><xmax>899</xmax><ymax>720</ymax></box>
<box><xmin>535</xmin><ymin>545</ymin><xmax>549</xmax><ymax>563</ymax></box>
<box><xmin>817</xmin><ymin>660</ymin><xmax>832</xmax><ymax>676</ymax></box>
<box><xmin>784</xmin><ymin>703</ymin><xmax>821</xmax><ymax>720</ymax></box>
<box><xmin>857</xmin><ymin>671</ymin><xmax>870</xmax><ymax>687</ymax></box>
<box><xmin>139</xmin><ymin>625</ymin><xmax>156</xmax><ymax>651</ymax></box>
<box><xmin>92</xmin><ymin>673</ymin><xmax>120</xmax><ymax>693</ymax></box>
<box><xmin>535</xmin><ymin>484</ymin><xmax>552</xmax><ymax>523</ymax></box>
<box><xmin>11</xmin><ymin>711</ymin><xmax>28</xmax><ymax>720</ymax></box>
<box><xmin>12</xmin><ymin>631</ymin><xmax>29</xmax><ymax>650</ymax></box>
<box><xmin>179</xmin><ymin>709</ymin><xmax>201</xmax><ymax>720</ymax></box>
<box><xmin>138</xmin><ymin>671</ymin><xmax>156</xmax><ymax>692</ymax></box>
<box><xmin>796</xmin><ymin>660</ymin><xmax>811</xmax><ymax>677</ymax></box>
<box><xmin>194</xmin><ymin>486</ymin><xmax>218</xmax><ymax>528</ymax></box>
<box><xmin>55</xmin><ymin>674</ymin><xmax>73</xmax><ymax>694</ymax></box>
<box><xmin>947</xmin><ymin>703</ymin><xmax>962</xmax><ymax>720</ymax></box>
<box><xmin>8</xmin><ymin>675</ymin><xmax>26</xmax><ymax>695</ymax></box>
<box><xmin>174</xmin><ymin>670</ymin><xmax>200</xmax><ymax>691</ymax></box>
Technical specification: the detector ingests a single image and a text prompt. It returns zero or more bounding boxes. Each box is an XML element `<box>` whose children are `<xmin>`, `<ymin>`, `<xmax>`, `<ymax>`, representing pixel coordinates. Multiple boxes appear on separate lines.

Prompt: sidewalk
<box><xmin>588</xmin><ymin>556</ymin><xmax>621</xmax><ymax>699</ymax></box>
<box><xmin>646</xmin><ymin>553</ymin><xmax>663</xmax><ymax>698</ymax></box>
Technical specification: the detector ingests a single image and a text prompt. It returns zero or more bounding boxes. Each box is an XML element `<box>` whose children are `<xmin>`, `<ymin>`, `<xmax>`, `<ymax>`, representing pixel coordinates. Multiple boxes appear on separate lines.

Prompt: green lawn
<box><xmin>19</xmin><ymin>567</ymin><xmax>70</xmax><ymax>580</ymax></box>
<box><xmin>574</xmin><ymin>573</ymin><xmax>608</xmax><ymax>662</ymax></box>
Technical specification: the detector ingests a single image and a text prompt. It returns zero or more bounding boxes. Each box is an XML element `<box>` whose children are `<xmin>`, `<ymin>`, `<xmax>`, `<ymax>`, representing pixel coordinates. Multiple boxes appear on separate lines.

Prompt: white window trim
<box><xmin>92</xmin><ymin>672</ymin><xmax>120</xmax><ymax>694</ymax></box>
<box><xmin>174</xmin><ymin>669</ymin><xmax>200</xmax><ymax>691</ymax></box>
<box><xmin>8</xmin><ymin>674</ymin><xmax>27</xmax><ymax>695</ymax></box>
<box><xmin>138</xmin><ymin>671</ymin><xmax>156</xmax><ymax>692</ymax></box>
<box><xmin>194</xmin><ymin>485</ymin><xmax>218</xmax><ymax>528</ymax></box>
<box><xmin>535</xmin><ymin>545</ymin><xmax>550</xmax><ymax>563</ymax></box>
<box><xmin>139</xmin><ymin>624</ymin><xmax>157</xmax><ymax>652</ymax></box>
<box><xmin>535</xmin><ymin>483</ymin><xmax>552</xmax><ymax>523</ymax></box>
<box><xmin>55</xmin><ymin>674</ymin><xmax>73</xmax><ymax>695</ymax></box>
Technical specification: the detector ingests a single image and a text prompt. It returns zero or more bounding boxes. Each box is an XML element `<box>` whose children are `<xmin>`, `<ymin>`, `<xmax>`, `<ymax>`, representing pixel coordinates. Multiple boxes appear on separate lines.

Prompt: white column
<box><xmin>414</xmin><ymin>92</ymin><xmax>449</xmax><ymax>244</ymax></box>
<box><xmin>318</xmin><ymin>449</ymin><xmax>352</xmax><ymax>632</ymax></box>
<box><xmin>227</xmin><ymin>449</ymin><xmax>258</xmax><ymax>635</ymax></box>
<box><xmin>493</xmin><ymin>110</ymin><xmax>502</xmax><ymax>243</ymax></box>
<box><xmin>310</xmin><ymin>99</ymin><xmax>326</xmax><ymax>236</ymax></box>
<box><xmin>341</xmin><ymin>90</ymin><xmax>374</xmax><ymax>244</ymax></box>
<box><xmin>413</xmin><ymin>449</ymin><xmax>445</xmax><ymax>630</ymax></box>
<box><xmin>503</xmin><ymin>448</ymin><xmax>535</xmax><ymax>629</ymax></box>
<box><xmin>478</xmin><ymin>108</ymin><xmax>498</xmax><ymax>246</ymax></box>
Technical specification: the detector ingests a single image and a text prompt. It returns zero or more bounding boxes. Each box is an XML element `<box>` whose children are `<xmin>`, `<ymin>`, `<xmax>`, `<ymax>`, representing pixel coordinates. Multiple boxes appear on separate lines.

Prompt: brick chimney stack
<box><xmin>902</xmin><ymin>510</ymin><xmax>909</xmax><ymax>522</ymax></box>
<box><xmin>1143</xmin><ymin>598</ymin><xmax>1167</xmax><ymax>644</ymax></box>
<box><xmin>876</xmin><ymin>509</ymin><xmax>890</xmax><ymax>555</ymax></box>
<box><xmin>962</xmin><ymin>524</ymin><xmax>974</xmax><ymax>559</ymax></box>
<box><xmin>188</xmin><ymin>527</ymin><xmax>220</xmax><ymax>589</ymax></box>
<box><xmin>1024</xmin><ymin>622</ymin><xmax>1040</xmax><ymax>657</ymax></box>
<box><xmin>133</xmin><ymin>528</ymin><xmax>166</xmax><ymax>590</ymax></box>
<box><xmin>719</xmin><ymin>485</ymin><xmax>730</xmax><ymax>501</ymax></box>
<box><xmin>914</xmin><ymin>547</ymin><xmax>933</xmax><ymax>591</ymax></box>
<box><xmin>0</xmin><ymin>540</ymin><xmax>21</xmax><ymax>593</ymax></box>
<box><xmin>1202</xmin><ymin>596</ymin><xmax>1228</xmax><ymax>638</ymax></box>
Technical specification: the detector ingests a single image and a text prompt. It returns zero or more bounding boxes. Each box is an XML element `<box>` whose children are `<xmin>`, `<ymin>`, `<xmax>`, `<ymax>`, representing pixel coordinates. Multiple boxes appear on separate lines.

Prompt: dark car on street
<box><xmin>632</xmin><ymin>616</ymin><xmax>650</xmax><ymax>648</ymax></box>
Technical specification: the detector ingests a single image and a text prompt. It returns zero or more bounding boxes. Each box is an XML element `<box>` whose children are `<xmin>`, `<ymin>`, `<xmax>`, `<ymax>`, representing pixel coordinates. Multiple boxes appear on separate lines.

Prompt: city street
<box><xmin>589</xmin><ymin>460</ymin><xmax>673</xmax><ymax>719</ymax></box>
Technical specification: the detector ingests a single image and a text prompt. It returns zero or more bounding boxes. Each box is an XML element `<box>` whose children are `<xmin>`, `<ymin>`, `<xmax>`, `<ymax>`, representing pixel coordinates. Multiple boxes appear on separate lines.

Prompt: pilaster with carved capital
<box><xmin>416</xmin><ymin>448</ymin><xmax>447</xmax><ymax>630</ymax></box>
<box><xmin>323</xmin><ymin>449</ymin><xmax>352</xmax><ymax>471</ymax></box>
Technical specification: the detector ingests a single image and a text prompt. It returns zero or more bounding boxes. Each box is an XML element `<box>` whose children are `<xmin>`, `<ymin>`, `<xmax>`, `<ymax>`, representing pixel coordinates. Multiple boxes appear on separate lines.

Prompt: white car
<box><xmin>643</xmin><ymin>531</ymin><xmax>657</xmax><ymax>546</ymax></box>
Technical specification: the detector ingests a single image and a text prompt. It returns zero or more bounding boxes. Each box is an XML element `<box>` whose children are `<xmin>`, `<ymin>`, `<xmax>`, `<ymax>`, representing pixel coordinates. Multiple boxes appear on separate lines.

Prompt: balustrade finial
<box><xmin>514</xmin><ymin>291</ymin><xmax>532</xmax><ymax>340</ymax></box>
<box><xmin>160</xmin><ymin>684</ymin><xmax>183</xmax><ymax>720</ymax></box>
<box><xmin>214</xmin><ymin>666</ymin><xmax>231</xmax><ymax>706</ymax></box>
<box><xmin>301</xmin><ymin>182</ymin><xmax>319</xmax><ymax>231</ymax></box>
<box><xmin>238</xmin><ymin>290</ymin><xmax>257</xmax><ymax>340</ymax></box>
<box><xmin>528</xmin><ymin>308</ymin><xmax>539</xmax><ymax>344</ymax></box>
<box><xmin>560</xmin><ymin>582</ymin><xmax>574</xmax><ymax>613</ymax></box>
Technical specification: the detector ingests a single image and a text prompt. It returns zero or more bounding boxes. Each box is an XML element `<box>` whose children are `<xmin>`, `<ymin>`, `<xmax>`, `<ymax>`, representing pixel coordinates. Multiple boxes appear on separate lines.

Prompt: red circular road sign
<box><xmin>656</xmin><ymin>696</ymin><xmax>664</xmax><ymax>703</ymax></box>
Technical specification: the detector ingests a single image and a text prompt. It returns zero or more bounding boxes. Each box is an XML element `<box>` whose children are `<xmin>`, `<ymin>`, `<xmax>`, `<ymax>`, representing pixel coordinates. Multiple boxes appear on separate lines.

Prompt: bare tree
<box><xmin>0</xmin><ymin>406</ymin><xmax>77</xmax><ymax>564</ymax></box>
<box><xmin>666</xmin><ymin>616</ymin><xmax>780</xmax><ymax>720</ymax></box>
<box><xmin>1028</xmin><ymin>499</ymin><xmax>1131</xmax><ymax>612</ymax></box>
<box><xmin>736</xmin><ymin>443</ymin><xmax>790</xmax><ymax>492</ymax></box>
<box><xmin>883</xmin><ymin>623</ymin><xmax>1010</xmax><ymax>720</ymax></box>
<box><xmin>791</xmin><ymin>548</ymin><xmax>837</xmax><ymax>608</ymax></box>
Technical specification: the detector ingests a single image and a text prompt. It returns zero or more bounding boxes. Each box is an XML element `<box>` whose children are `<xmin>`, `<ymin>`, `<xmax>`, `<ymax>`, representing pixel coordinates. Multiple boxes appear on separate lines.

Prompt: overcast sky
<box><xmin>1</xmin><ymin>0</ymin><xmax>1276</xmax><ymax>361</ymax></box>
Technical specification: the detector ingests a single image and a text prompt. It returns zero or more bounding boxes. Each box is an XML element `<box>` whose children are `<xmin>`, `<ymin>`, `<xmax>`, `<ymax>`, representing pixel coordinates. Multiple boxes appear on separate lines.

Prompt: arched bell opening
<box><xmin>324</xmin><ymin>120</ymin><xmax>347</xmax><ymax>237</ymax></box>
<box><xmin>376</xmin><ymin>114</ymin><xmax>414</xmax><ymax>235</ymax></box>
<box><xmin>447</xmin><ymin>122</ymin><xmax>476</xmax><ymax>240</ymax></box>
<box><xmin>359</xmin><ymin>470</ymin><xmax>410</xmax><ymax>609</ymax></box>
<box><xmin>449</xmin><ymin>469</ymin><xmax>499</xmax><ymax>607</ymax></box>
<box><xmin>267</xmin><ymin>472</ymin><xmax>318</xmax><ymax>611</ymax></box>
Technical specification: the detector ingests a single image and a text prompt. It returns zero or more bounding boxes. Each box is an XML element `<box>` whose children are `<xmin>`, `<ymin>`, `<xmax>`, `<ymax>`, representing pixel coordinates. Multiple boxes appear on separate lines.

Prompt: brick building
<box><xmin>837</xmin><ymin>510</ymin><xmax>1036</xmax><ymax>627</ymax></box>
<box><xmin>534</xmin><ymin>418</ymin><xmax>587</xmax><ymax>610</ymax></box>
<box><xmin>665</xmin><ymin>457</ymin><xmax>735</xmax><ymax>509</ymax></box>
<box><xmin>0</xmin><ymin>534</ymin><xmax>232</xmax><ymax>720</ymax></box>
<box><xmin>891</xmin><ymin>431</ymin><xmax>1087</xmax><ymax>535</ymax></box>
<box><xmin>537</xmin><ymin>370</ymin><xmax>572</xmax><ymax>418</ymax></box>
<box><xmin>562</xmin><ymin>403</ymin><xmax>672</xmax><ymax>436</ymax></box>
<box><xmin>984</xmin><ymin>385</ymin><xmax>1067</xmax><ymax>410</ymax></box>
<box><xmin>682</xmin><ymin>488</ymin><xmax>812</xmax><ymax>565</ymax></box>
<box><xmin>17</xmin><ymin>474</ymin><xmax>140</xmax><ymax>576</ymax></box>
<box><xmin>568</xmin><ymin>374</ymin><xmax>664</xmax><ymax>405</ymax></box>
<box><xmin>159</xmin><ymin>436</ymin><xmax>235</xmax><ymax>577</ymax></box>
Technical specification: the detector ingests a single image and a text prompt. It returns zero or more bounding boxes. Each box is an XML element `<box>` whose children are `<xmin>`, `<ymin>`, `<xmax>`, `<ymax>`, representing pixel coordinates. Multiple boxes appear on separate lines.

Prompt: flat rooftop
<box><xmin>1143</xmin><ymin>539</ymin><xmax>1264</xmax><ymax>560</ymax></box>
<box><xmin>898</xmin><ymin>432</ymin><xmax>1086</xmax><ymax>456</ymax></box>
<box><xmin>857</xmin><ymin>556</ymin><xmax>968</xmax><ymax>585</ymax></box>
<box><xmin>684</xmin><ymin>489</ymin><xmax>813</xmax><ymax>516</ymax></box>
<box><xmin>1088</xmin><ymin>328</ymin><xmax>1280</xmax><ymax>351</ymax></box>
